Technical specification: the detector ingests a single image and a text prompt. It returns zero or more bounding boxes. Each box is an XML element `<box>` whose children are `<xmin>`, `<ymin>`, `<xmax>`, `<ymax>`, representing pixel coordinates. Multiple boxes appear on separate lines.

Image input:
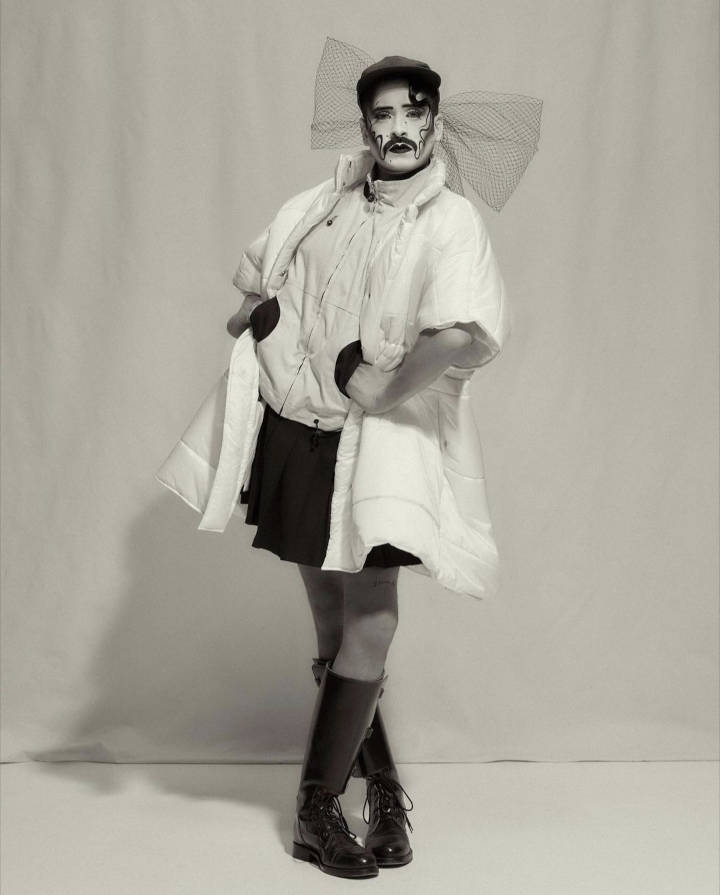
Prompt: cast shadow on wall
<box><xmin>28</xmin><ymin>492</ymin><xmax>328</xmax><ymax>851</ymax></box>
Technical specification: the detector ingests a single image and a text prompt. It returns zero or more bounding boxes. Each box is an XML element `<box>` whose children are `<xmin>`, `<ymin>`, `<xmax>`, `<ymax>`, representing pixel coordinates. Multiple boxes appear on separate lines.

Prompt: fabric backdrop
<box><xmin>1</xmin><ymin>0</ymin><xmax>717</xmax><ymax>763</ymax></box>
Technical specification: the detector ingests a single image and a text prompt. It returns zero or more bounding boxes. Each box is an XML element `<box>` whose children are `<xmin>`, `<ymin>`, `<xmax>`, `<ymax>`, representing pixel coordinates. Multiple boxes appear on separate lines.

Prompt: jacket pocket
<box><xmin>249</xmin><ymin>296</ymin><xmax>281</xmax><ymax>343</ymax></box>
<box><xmin>334</xmin><ymin>339</ymin><xmax>364</xmax><ymax>399</ymax></box>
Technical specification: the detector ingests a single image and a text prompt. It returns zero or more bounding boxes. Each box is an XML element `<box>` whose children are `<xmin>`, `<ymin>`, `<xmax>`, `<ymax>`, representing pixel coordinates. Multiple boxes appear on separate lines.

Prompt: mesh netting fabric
<box><xmin>434</xmin><ymin>91</ymin><xmax>543</xmax><ymax>210</ymax></box>
<box><xmin>311</xmin><ymin>37</ymin><xmax>374</xmax><ymax>151</ymax></box>
<box><xmin>310</xmin><ymin>37</ymin><xmax>542</xmax><ymax>211</ymax></box>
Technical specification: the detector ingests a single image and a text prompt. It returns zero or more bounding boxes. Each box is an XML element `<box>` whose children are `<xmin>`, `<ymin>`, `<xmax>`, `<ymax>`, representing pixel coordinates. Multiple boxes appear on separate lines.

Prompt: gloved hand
<box><xmin>226</xmin><ymin>294</ymin><xmax>263</xmax><ymax>338</ymax></box>
<box><xmin>344</xmin><ymin>339</ymin><xmax>407</xmax><ymax>413</ymax></box>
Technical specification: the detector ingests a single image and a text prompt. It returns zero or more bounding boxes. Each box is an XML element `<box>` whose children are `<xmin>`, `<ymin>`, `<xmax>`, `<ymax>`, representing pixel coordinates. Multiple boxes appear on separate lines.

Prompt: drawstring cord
<box><xmin>309</xmin><ymin>418</ymin><xmax>344</xmax><ymax>450</ymax></box>
<box><xmin>310</xmin><ymin>418</ymin><xmax>320</xmax><ymax>451</ymax></box>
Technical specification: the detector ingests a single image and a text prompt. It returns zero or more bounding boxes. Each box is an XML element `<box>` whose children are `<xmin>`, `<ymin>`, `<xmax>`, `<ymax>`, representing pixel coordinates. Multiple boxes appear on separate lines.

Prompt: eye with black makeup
<box><xmin>370</xmin><ymin>105</ymin><xmax>428</xmax><ymax>121</ymax></box>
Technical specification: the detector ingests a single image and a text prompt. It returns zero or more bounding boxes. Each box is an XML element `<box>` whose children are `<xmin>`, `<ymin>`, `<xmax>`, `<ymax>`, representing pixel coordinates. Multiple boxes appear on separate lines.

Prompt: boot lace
<box><xmin>310</xmin><ymin>788</ymin><xmax>358</xmax><ymax>841</ymax></box>
<box><xmin>362</xmin><ymin>773</ymin><xmax>414</xmax><ymax>833</ymax></box>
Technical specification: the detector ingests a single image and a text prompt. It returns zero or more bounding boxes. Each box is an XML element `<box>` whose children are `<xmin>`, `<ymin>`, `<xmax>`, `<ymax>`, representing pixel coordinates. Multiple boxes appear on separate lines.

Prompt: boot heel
<box><xmin>292</xmin><ymin>840</ymin><xmax>317</xmax><ymax>864</ymax></box>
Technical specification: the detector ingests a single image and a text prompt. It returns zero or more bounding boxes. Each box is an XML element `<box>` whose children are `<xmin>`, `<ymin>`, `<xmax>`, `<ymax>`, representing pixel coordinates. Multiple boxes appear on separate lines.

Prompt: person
<box><xmin>226</xmin><ymin>54</ymin><xmax>492</xmax><ymax>880</ymax></box>
<box><xmin>158</xmin><ymin>43</ymin><xmax>540</xmax><ymax>881</ymax></box>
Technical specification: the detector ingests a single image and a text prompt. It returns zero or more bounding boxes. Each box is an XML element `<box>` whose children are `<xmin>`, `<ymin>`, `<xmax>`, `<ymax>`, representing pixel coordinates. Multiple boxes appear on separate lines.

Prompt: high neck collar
<box><xmin>364</xmin><ymin>159</ymin><xmax>435</xmax><ymax>207</ymax></box>
<box><xmin>334</xmin><ymin>148</ymin><xmax>446</xmax><ymax>209</ymax></box>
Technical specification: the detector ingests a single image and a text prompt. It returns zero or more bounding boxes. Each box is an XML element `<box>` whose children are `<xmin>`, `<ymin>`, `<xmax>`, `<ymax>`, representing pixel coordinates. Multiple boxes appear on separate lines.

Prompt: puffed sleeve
<box><xmin>416</xmin><ymin>199</ymin><xmax>510</xmax><ymax>376</ymax></box>
<box><xmin>232</xmin><ymin>225</ymin><xmax>270</xmax><ymax>298</ymax></box>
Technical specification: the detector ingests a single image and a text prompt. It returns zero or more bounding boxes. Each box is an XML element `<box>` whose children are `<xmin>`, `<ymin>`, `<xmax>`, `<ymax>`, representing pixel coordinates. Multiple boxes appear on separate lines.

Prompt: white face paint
<box><xmin>360</xmin><ymin>78</ymin><xmax>441</xmax><ymax>179</ymax></box>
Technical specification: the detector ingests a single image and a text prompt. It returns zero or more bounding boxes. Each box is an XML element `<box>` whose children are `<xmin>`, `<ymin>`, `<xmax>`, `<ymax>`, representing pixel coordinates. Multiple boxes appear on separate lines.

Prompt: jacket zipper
<box><xmin>278</xmin><ymin>201</ymin><xmax>379</xmax><ymax>416</ymax></box>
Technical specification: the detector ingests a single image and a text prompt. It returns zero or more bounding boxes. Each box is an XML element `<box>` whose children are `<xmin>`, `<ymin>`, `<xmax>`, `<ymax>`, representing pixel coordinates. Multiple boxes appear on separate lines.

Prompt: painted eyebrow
<box><xmin>370</xmin><ymin>102</ymin><xmax>428</xmax><ymax>113</ymax></box>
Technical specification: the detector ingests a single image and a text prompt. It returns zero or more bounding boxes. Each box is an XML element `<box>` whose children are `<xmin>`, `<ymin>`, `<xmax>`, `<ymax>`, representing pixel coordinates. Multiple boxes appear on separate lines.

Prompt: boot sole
<box><xmin>375</xmin><ymin>850</ymin><xmax>413</xmax><ymax>867</ymax></box>
<box><xmin>292</xmin><ymin>841</ymin><xmax>379</xmax><ymax>879</ymax></box>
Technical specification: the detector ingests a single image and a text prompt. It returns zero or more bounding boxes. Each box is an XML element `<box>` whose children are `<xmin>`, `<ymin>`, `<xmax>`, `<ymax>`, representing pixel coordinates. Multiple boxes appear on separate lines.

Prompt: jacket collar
<box><xmin>334</xmin><ymin>148</ymin><xmax>446</xmax><ymax>209</ymax></box>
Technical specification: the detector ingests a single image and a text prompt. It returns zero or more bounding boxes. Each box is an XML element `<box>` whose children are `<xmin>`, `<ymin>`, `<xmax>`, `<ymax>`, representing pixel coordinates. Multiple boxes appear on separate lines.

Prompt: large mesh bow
<box><xmin>311</xmin><ymin>37</ymin><xmax>542</xmax><ymax>212</ymax></box>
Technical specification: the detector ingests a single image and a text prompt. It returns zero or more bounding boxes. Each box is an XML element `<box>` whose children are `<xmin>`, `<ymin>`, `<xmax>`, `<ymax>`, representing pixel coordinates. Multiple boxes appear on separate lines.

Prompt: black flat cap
<box><xmin>356</xmin><ymin>55</ymin><xmax>441</xmax><ymax>102</ymax></box>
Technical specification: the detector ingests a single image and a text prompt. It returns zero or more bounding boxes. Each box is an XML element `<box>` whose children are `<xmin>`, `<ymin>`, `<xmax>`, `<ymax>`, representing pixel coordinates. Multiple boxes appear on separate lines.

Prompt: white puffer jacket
<box><xmin>156</xmin><ymin>149</ymin><xmax>511</xmax><ymax>599</ymax></box>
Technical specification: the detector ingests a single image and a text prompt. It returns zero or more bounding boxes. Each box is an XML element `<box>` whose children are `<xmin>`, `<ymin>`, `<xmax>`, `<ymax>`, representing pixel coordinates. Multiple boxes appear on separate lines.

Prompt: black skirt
<box><xmin>240</xmin><ymin>402</ymin><xmax>423</xmax><ymax>569</ymax></box>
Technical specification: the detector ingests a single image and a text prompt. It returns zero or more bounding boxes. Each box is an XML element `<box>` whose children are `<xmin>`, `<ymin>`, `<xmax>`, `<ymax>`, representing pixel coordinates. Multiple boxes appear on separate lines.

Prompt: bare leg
<box><xmin>333</xmin><ymin>566</ymin><xmax>400</xmax><ymax>681</ymax></box>
<box><xmin>297</xmin><ymin>563</ymin><xmax>345</xmax><ymax>660</ymax></box>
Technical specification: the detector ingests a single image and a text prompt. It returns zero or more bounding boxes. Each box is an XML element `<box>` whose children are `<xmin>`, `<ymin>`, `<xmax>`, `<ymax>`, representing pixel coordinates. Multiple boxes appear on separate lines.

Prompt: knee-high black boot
<box><xmin>293</xmin><ymin>662</ymin><xmax>386</xmax><ymax>879</ymax></box>
<box><xmin>312</xmin><ymin>658</ymin><xmax>414</xmax><ymax>867</ymax></box>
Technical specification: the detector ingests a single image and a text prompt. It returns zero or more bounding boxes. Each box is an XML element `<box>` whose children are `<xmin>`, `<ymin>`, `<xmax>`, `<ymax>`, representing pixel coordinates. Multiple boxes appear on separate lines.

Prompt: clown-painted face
<box><xmin>360</xmin><ymin>77</ymin><xmax>442</xmax><ymax>179</ymax></box>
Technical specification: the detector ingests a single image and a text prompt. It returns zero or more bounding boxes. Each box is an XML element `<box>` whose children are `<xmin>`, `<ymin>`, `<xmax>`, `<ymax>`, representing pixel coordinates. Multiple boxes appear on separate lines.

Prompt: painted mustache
<box><xmin>382</xmin><ymin>137</ymin><xmax>418</xmax><ymax>157</ymax></box>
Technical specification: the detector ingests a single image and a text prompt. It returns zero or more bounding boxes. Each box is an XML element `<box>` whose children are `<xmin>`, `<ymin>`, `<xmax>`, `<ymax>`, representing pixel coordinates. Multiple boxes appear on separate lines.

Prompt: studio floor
<box><xmin>1</xmin><ymin>761</ymin><xmax>717</xmax><ymax>895</ymax></box>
